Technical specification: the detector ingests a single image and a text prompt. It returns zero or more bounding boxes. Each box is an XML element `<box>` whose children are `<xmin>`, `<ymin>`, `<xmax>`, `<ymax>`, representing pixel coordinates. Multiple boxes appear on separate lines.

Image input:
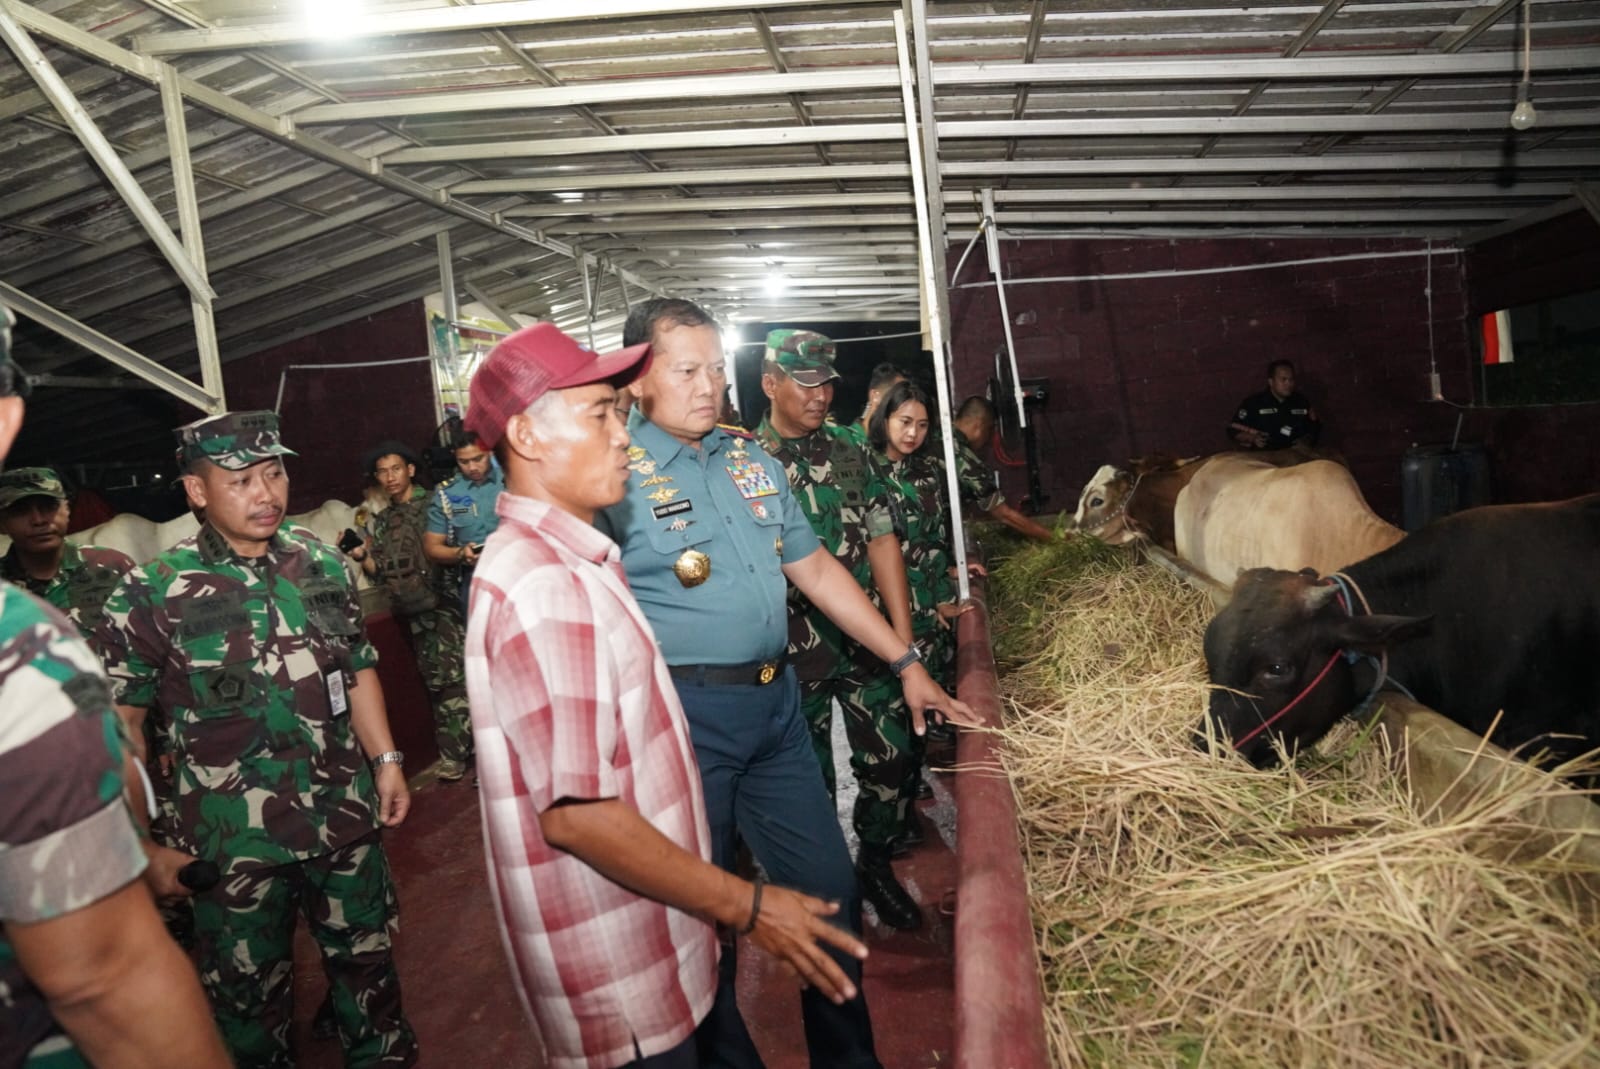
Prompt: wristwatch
<box><xmin>372</xmin><ymin>750</ymin><xmax>404</xmax><ymax>768</ymax></box>
<box><xmin>889</xmin><ymin>645</ymin><xmax>922</xmax><ymax>676</ymax></box>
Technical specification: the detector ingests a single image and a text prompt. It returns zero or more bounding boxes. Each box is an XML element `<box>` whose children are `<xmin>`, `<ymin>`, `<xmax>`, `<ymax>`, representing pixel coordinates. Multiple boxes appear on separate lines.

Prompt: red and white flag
<box><xmin>1481</xmin><ymin>309</ymin><xmax>1514</xmax><ymax>365</ymax></box>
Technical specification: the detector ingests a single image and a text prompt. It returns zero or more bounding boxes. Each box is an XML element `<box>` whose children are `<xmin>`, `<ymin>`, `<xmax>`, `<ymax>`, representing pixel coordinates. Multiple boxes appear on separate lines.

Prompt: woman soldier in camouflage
<box><xmin>867</xmin><ymin>381</ymin><xmax>979</xmax><ymax>836</ymax></box>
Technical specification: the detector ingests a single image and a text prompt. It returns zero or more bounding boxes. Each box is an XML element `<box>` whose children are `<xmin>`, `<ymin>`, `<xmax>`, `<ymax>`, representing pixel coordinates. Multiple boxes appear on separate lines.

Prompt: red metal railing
<box><xmin>953</xmin><ymin>591</ymin><xmax>1051</xmax><ymax>1069</ymax></box>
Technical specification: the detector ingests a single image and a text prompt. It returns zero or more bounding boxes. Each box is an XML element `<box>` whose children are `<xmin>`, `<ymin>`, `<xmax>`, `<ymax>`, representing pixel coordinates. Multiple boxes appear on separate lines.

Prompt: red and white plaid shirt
<box><xmin>466</xmin><ymin>493</ymin><xmax>717</xmax><ymax>1069</ymax></box>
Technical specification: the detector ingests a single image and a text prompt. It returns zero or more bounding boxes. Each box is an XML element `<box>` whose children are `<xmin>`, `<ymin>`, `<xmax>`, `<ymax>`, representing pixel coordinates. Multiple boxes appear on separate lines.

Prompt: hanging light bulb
<box><xmin>1510</xmin><ymin>84</ymin><xmax>1538</xmax><ymax>130</ymax></box>
<box><xmin>1509</xmin><ymin>0</ymin><xmax>1538</xmax><ymax>130</ymax></box>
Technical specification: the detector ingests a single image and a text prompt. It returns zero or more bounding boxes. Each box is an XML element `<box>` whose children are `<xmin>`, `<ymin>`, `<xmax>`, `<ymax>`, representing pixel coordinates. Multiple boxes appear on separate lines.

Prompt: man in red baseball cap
<box><xmin>462</xmin><ymin>322</ymin><xmax>866</xmax><ymax>1069</ymax></box>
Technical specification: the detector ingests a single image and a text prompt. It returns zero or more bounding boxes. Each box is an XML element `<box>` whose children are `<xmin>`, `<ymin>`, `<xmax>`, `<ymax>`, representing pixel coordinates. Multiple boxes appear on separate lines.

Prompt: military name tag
<box><xmin>727</xmin><ymin>460</ymin><xmax>778</xmax><ymax>500</ymax></box>
<box><xmin>831</xmin><ymin>455</ymin><xmax>867</xmax><ymax>506</ymax></box>
<box><xmin>178</xmin><ymin>592</ymin><xmax>250</xmax><ymax>638</ymax></box>
<box><xmin>652</xmin><ymin>499</ymin><xmax>692</xmax><ymax>520</ymax></box>
<box><xmin>326</xmin><ymin>667</ymin><xmax>349</xmax><ymax>716</ymax></box>
<box><xmin>673</xmin><ymin>549</ymin><xmax>711</xmax><ymax>588</ymax></box>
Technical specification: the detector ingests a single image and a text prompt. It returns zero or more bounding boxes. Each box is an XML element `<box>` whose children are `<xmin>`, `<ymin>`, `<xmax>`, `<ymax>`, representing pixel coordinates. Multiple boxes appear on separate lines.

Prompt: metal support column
<box><xmin>436</xmin><ymin>231</ymin><xmax>461</xmax><ymax>423</ymax></box>
<box><xmin>908</xmin><ymin>0</ymin><xmax>952</xmax><ymax>346</ymax></box>
<box><xmin>0</xmin><ymin>5</ymin><xmax>214</xmax><ymax>304</ymax></box>
<box><xmin>981</xmin><ymin>188</ymin><xmax>1027</xmax><ymax>434</ymax></box>
<box><xmin>0</xmin><ymin>281</ymin><xmax>220</xmax><ymax>412</ymax></box>
<box><xmin>894</xmin><ymin>9</ymin><xmax>970</xmax><ymax>602</ymax></box>
<box><xmin>615</xmin><ymin>267</ymin><xmax>633</xmax><ymax>313</ymax></box>
<box><xmin>576</xmin><ymin>252</ymin><xmax>596</xmax><ymax>350</ymax></box>
<box><xmin>158</xmin><ymin>64</ymin><xmax>223</xmax><ymax>410</ymax></box>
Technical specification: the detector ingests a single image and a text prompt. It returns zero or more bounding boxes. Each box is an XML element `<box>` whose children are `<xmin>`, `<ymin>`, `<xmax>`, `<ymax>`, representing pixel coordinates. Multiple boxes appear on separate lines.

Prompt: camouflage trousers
<box><xmin>400</xmin><ymin>606</ymin><xmax>472</xmax><ymax>765</ymax></box>
<box><xmin>192</xmin><ymin>832</ymin><xmax>417</xmax><ymax>1069</ymax></box>
<box><xmin>799</xmin><ymin>663</ymin><xmax>912</xmax><ymax>851</ymax></box>
<box><xmin>901</xmin><ymin>622</ymin><xmax>955</xmax><ymax>800</ymax></box>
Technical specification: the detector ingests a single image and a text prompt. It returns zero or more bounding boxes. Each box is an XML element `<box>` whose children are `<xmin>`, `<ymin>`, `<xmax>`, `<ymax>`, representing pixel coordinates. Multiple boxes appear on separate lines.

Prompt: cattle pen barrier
<box><xmin>952</xmin><ymin>583</ymin><xmax>1051</xmax><ymax>1069</ymax></box>
<box><xmin>1375</xmin><ymin>695</ymin><xmax>1600</xmax><ymax>908</ymax></box>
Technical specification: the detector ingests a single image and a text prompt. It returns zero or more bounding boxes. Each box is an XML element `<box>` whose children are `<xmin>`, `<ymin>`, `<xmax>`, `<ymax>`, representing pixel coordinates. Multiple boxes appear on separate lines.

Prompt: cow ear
<box><xmin>1326</xmin><ymin>613</ymin><xmax>1432</xmax><ymax>652</ymax></box>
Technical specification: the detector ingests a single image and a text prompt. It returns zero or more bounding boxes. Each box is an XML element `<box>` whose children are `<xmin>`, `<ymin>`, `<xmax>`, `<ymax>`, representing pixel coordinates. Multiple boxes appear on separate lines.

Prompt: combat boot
<box><xmin>856</xmin><ymin>846</ymin><xmax>922</xmax><ymax>931</ymax></box>
<box><xmin>898</xmin><ymin>807</ymin><xmax>926</xmax><ymax>851</ymax></box>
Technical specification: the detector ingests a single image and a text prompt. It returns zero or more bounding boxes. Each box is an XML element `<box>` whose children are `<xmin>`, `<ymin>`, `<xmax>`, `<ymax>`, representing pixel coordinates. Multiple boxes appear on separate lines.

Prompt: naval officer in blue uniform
<box><xmin>597</xmin><ymin>297</ymin><xmax>975</xmax><ymax>1069</ymax></box>
<box><xmin>424</xmin><ymin>428</ymin><xmax>505</xmax><ymax>613</ymax></box>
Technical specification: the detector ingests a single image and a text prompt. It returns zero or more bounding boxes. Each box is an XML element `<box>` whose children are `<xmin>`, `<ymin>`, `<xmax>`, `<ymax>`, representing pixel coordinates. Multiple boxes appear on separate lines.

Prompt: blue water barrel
<box><xmin>1401</xmin><ymin>443</ymin><xmax>1491</xmax><ymax>531</ymax></box>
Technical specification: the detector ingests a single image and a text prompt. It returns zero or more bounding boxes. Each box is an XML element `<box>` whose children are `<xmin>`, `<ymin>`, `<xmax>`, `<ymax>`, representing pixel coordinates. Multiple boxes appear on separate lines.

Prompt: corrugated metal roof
<box><xmin>2</xmin><ymin>0</ymin><xmax>1597</xmax><ymax>468</ymax></box>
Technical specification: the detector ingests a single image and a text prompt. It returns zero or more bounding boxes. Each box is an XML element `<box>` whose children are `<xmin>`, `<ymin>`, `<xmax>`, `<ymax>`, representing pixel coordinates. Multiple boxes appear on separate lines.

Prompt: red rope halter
<box><xmin>1230</xmin><ymin>649</ymin><xmax>1343</xmax><ymax>752</ymax></box>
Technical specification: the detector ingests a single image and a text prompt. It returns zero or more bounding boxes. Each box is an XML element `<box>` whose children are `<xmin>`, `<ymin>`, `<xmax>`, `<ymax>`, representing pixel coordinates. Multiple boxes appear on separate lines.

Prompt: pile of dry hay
<box><xmin>987</xmin><ymin>538</ymin><xmax>1600</xmax><ymax>1068</ymax></box>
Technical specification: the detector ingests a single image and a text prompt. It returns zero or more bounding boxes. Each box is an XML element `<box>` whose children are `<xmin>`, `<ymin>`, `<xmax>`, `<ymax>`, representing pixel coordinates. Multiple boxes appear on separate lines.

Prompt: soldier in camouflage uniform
<box><xmin>0</xmin><ymin>313</ymin><xmax>229</xmax><ymax>1069</ymax></box>
<box><xmin>952</xmin><ymin>395</ymin><xmax>1056</xmax><ymax>542</ymax></box>
<box><xmin>348</xmin><ymin>440</ymin><xmax>473</xmax><ymax>781</ymax></box>
<box><xmin>754</xmin><ymin>329</ymin><xmax>924</xmax><ymax>931</ymax></box>
<box><xmin>868</xmin><ymin>382</ymin><xmax>985</xmax><ymax>839</ymax></box>
<box><xmin>0</xmin><ymin>466</ymin><xmax>201</xmax><ymax>943</ymax></box>
<box><xmin>868</xmin><ymin>383</ymin><xmax>970</xmax><ymax>688</ymax></box>
<box><xmin>0</xmin><ymin>467</ymin><xmax>136</xmax><ymax>639</ymax></box>
<box><xmin>97</xmin><ymin>410</ymin><xmax>417</xmax><ymax>1069</ymax></box>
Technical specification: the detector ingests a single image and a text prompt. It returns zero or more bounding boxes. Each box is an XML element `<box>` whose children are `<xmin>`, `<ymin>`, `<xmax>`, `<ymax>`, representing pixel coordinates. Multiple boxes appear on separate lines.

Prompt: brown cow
<box><xmin>1072</xmin><ymin>447</ymin><xmax>1396</xmax><ymax>588</ymax></box>
<box><xmin>1072</xmin><ymin>453</ymin><xmax>1204</xmax><ymax>552</ymax></box>
<box><xmin>1174</xmin><ymin>454</ymin><xmax>1403</xmax><ymax>585</ymax></box>
<box><xmin>1073</xmin><ymin>447</ymin><xmax>1329</xmax><ymax>552</ymax></box>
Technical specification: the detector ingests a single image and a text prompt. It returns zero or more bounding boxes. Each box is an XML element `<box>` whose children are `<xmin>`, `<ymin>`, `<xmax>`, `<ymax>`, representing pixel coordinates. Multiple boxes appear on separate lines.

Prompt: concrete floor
<box><xmin>289</xmin><ymin>716</ymin><xmax>958</xmax><ymax>1069</ymax></box>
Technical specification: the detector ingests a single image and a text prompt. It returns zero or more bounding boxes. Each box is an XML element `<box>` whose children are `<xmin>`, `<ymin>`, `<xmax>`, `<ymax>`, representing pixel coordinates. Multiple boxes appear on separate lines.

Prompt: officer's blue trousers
<box><xmin>673</xmin><ymin>666</ymin><xmax>881</xmax><ymax>1069</ymax></box>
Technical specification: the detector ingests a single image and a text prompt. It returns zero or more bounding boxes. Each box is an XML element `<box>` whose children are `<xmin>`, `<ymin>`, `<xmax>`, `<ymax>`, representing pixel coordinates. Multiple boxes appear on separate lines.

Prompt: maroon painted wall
<box><xmin>948</xmin><ymin>238</ymin><xmax>1475</xmax><ymax>522</ymax></box>
<box><xmin>223</xmin><ymin>299</ymin><xmax>439</xmax><ymax>512</ymax></box>
<box><xmin>1458</xmin><ymin>209</ymin><xmax>1600</xmax><ymax>503</ymax></box>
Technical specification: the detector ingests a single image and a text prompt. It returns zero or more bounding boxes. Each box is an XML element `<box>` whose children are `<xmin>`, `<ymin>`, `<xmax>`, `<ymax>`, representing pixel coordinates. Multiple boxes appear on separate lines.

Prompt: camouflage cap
<box><xmin>764</xmin><ymin>329</ymin><xmax>839</xmax><ymax>388</ymax></box>
<box><xmin>0</xmin><ymin>466</ymin><xmax>66</xmax><ymax>510</ymax></box>
<box><xmin>175</xmin><ymin>410</ymin><xmax>297</xmax><ymax>471</ymax></box>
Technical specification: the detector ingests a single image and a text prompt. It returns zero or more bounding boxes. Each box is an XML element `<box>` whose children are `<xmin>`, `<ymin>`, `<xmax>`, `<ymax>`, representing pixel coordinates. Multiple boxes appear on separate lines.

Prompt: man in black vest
<box><xmin>1228</xmin><ymin>360</ymin><xmax>1321</xmax><ymax>450</ymax></box>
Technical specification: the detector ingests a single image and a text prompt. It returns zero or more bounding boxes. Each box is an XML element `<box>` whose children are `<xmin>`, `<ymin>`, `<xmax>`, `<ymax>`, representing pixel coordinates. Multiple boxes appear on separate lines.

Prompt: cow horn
<box><xmin>1302</xmin><ymin>580</ymin><xmax>1341</xmax><ymax>610</ymax></box>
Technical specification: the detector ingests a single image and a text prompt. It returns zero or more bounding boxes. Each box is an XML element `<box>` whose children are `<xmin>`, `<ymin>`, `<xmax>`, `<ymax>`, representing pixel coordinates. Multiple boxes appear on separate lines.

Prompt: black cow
<box><xmin>1198</xmin><ymin>493</ymin><xmax>1600</xmax><ymax>769</ymax></box>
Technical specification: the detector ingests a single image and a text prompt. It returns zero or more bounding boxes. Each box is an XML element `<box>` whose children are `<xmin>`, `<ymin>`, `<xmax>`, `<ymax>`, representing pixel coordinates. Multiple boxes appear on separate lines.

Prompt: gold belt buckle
<box><xmin>757</xmin><ymin>662</ymin><xmax>778</xmax><ymax>685</ymax></box>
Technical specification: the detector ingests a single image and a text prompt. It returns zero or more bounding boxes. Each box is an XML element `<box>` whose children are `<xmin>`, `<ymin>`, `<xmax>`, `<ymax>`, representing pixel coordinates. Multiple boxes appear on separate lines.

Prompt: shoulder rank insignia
<box><xmin>648</xmin><ymin>487</ymin><xmax>680</xmax><ymax>504</ymax></box>
<box><xmin>718</xmin><ymin>423</ymin><xmax>755</xmax><ymax>440</ymax></box>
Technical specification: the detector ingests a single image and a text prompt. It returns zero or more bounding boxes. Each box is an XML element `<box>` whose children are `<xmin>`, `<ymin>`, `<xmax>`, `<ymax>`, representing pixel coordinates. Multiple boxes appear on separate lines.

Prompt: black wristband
<box><xmin>889</xmin><ymin>644</ymin><xmax>922</xmax><ymax>676</ymax></box>
<box><xmin>740</xmin><ymin>875</ymin><xmax>765</xmax><ymax>935</ymax></box>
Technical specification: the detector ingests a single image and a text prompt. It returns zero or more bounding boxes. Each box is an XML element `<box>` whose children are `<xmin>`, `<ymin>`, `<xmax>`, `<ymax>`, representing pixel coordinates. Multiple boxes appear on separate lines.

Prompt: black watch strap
<box><xmin>889</xmin><ymin>645</ymin><xmax>921</xmax><ymax>676</ymax></box>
